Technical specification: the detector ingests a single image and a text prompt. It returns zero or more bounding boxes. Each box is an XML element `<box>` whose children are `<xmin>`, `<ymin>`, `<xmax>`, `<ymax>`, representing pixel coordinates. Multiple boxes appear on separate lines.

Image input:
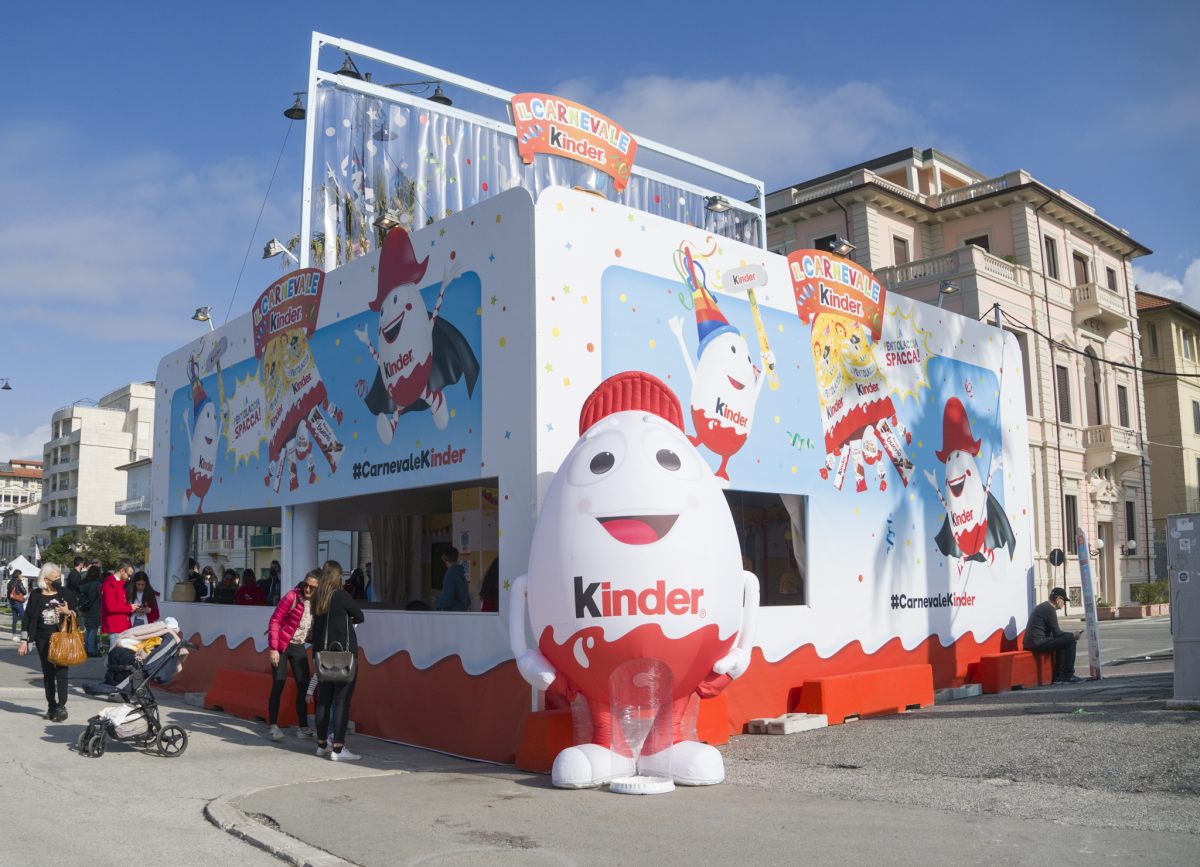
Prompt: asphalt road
<box><xmin>0</xmin><ymin>613</ymin><xmax>1194</xmax><ymax>867</ymax></box>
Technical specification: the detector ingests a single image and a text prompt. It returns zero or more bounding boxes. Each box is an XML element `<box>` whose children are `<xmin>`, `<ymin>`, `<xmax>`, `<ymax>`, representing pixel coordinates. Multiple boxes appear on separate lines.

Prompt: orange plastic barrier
<box><xmin>204</xmin><ymin>667</ymin><xmax>313</xmax><ymax>727</ymax></box>
<box><xmin>977</xmin><ymin>651</ymin><xmax>1053</xmax><ymax>694</ymax></box>
<box><xmin>791</xmin><ymin>663</ymin><xmax>934</xmax><ymax>725</ymax></box>
<box><xmin>514</xmin><ymin>708</ymin><xmax>574</xmax><ymax>774</ymax></box>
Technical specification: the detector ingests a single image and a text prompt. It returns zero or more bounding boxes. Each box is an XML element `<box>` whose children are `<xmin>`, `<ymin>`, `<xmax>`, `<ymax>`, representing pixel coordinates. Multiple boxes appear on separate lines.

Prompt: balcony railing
<box><xmin>776</xmin><ymin>169</ymin><xmax>1031</xmax><ymax>213</ymax></box>
<box><xmin>114</xmin><ymin>496</ymin><xmax>147</xmax><ymax>514</ymax></box>
<box><xmin>1083</xmin><ymin>423</ymin><xmax>1142</xmax><ymax>474</ymax></box>
<box><xmin>1070</xmin><ymin>282</ymin><xmax>1132</xmax><ymax>337</ymax></box>
<box><xmin>875</xmin><ymin>245</ymin><xmax>1032</xmax><ymax>294</ymax></box>
<box><xmin>250</xmin><ymin>532</ymin><xmax>281</xmax><ymax>550</ymax></box>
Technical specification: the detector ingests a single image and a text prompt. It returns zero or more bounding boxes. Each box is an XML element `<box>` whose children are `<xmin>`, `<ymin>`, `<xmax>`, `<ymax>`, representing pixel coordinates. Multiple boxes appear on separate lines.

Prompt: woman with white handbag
<box><xmin>310</xmin><ymin>560</ymin><xmax>364</xmax><ymax>761</ymax></box>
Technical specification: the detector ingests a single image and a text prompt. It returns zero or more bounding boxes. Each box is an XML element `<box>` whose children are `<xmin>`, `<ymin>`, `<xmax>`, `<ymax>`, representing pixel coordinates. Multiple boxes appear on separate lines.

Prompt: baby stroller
<box><xmin>77</xmin><ymin>621</ymin><xmax>189</xmax><ymax>758</ymax></box>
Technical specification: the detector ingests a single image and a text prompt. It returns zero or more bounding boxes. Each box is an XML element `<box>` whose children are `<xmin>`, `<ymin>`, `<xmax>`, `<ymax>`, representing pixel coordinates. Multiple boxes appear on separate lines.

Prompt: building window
<box><xmin>1106</xmin><ymin>267</ymin><xmax>1118</xmax><ymax>292</ymax></box>
<box><xmin>1055</xmin><ymin>364</ymin><xmax>1072</xmax><ymax>423</ymax></box>
<box><xmin>1184</xmin><ymin>329</ymin><xmax>1195</xmax><ymax>361</ymax></box>
<box><xmin>813</xmin><ymin>233</ymin><xmax>838</xmax><ymax>253</ymax></box>
<box><xmin>1072</xmin><ymin>252</ymin><xmax>1090</xmax><ymax>287</ymax></box>
<box><xmin>1007</xmin><ymin>329</ymin><xmax>1034</xmax><ymax>416</ymax></box>
<box><xmin>963</xmin><ymin>234</ymin><xmax>991</xmax><ymax>253</ymax></box>
<box><xmin>1116</xmin><ymin>384</ymin><xmax>1130</xmax><ymax>428</ymax></box>
<box><xmin>1125</xmin><ymin>500</ymin><xmax>1136</xmax><ymax>550</ymax></box>
<box><xmin>1146</xmin><ymin>322</ymin><xmax>1159</xmax><ymax>357</ymax></box>
<box><xmin>1194</xmin><ymin>400</ymin><xmax>1200</xmax><ymax>435</ymax></box>
<box><xmin>1044</xmin><ymin>236</ymin><xmax>1059</xmax><ymax>280</ymax></box>
<box><xmin>1196</xmin><ymin>458</ymin><xmax>1200</xmax><ymax>501</ymax></box>
<box><xmin>1064</xmin><ymin>494</ymin><xmax>1078</xmax><ymax>552</ymax></box>
<box><xmin>892</xmin><ymin>236</ymin><xmax>910</xmax><ymax>265</ymax></box>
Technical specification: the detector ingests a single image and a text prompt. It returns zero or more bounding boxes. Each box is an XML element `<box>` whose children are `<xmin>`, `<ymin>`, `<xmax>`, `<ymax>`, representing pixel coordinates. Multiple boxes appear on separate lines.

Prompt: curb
<box><xmin>206</xmin><ymin>788</ymin><xmax>357</xmax><ymax>867</ymax></box>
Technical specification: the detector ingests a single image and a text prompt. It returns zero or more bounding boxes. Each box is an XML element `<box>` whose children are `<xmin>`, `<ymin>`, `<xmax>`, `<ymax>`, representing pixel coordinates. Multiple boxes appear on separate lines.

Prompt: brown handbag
<box><xmin>48</xmin><ymin>612</ymin><xmax>88</xmax><ymax>667</ymax></box>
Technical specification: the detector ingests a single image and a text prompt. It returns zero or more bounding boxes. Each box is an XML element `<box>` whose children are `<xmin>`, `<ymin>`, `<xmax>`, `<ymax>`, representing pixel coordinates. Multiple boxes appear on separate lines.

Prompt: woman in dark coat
<box><xmin>18</xmin><ymin>563</ymin><xmax>78</xmax><ymax>721</ymax></box>
<box><xmin>310</xmin><ymin>560</ymin><xmax>364</xmax><ymax>761</ymax></box>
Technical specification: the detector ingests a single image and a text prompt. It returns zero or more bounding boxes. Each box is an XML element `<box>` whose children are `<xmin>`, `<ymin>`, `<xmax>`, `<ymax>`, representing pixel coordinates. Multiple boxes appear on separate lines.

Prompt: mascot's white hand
<box><xmin>923</xmin><ymin>468</ymin><xmax>939</xmax><ymax>490</ymax></box>
<box><xmin>991</xmin><ymin>452</ymin><xmax>1004</xmax><ymax>473</ymax></box>
<box><xmin>667</xmin><ymin>315</ymin><xmax>684</xmax><ymax>339</ymax></box>
<box><xmin>354</xmin><ymin>325</ymin><xmax>371</xmax><ymax>347</ymax></box>
<box><xmin>712</xmin><ymin>646</ymin><xmax>752</xmax><ymax>680</ymax></box>
<box><xmin>442</xmin><ymin>262</ymin><xmax>464</xmax><ymax>287</ymax></box>
<box><xmin>516</xmin><ymin>649</ymin><xmax>557</xmax><ymax>689</ymax></box>
<box><xmin>761</xmin><ymin>349</ymin><xmax>776</xmax><ymax>373</ymax></box>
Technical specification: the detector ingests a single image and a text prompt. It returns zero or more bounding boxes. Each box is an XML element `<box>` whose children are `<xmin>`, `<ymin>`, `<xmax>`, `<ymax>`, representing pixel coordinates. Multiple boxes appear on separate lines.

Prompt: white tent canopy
<box><xmin>5</xmin><ymin>555</ymin><xmax>38</xmax><ymax>578</ymax></box>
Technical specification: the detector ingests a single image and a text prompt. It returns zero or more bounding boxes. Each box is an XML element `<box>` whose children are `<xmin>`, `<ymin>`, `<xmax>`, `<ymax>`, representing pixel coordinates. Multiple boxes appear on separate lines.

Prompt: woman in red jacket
<box><xmin>100</xmin><ymin>562</ymin><xmax>136</xmax><ymax>636</ymax></box>
<box><xmin>265</xmin><ymin>569</ymin><xmax>320</xmax><ymax>741</ymax></box>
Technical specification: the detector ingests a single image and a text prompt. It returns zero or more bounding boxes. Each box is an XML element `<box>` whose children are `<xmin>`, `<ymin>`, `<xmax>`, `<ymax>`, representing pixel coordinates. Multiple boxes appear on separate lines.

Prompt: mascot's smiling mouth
<box><xmin>727</xmin><ymin>375</ymin><xmax>745</xmax><ymax>390</ymax></box>
<box><xmin>947</xmin><ymin>473</ymin><xmax>966</xmax><ymax>498</ymax></box>
<box><xmin>597</xmin><ymin>514</ymin><xmax>679</xmax><ymax>545</ymax></box>
<box><xmin>382</xmin><ymin>311</ymin><xmax>406</xmax><ymax>344</ymax></box>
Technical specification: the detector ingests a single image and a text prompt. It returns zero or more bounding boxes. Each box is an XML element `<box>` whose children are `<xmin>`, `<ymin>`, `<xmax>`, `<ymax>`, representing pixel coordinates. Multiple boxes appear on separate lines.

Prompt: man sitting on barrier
<box><xmin>1023</xmin><ymin>587</ymin><xmax>1084</xmax><ymax>684</ymax></box>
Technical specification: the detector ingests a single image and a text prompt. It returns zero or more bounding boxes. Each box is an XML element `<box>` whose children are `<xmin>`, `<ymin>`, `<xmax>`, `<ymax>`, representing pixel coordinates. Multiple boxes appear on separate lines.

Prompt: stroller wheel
<box><xmin>75</xmin><ymin>731</ymin><xmax>89</xmax><ymax>755</ymax></box>
<box><xmin>156</xmin><ymin>725</ymin><xmax>188</xmax><ymax>757</ymax></box>
<box><xmin>86</xmin><ymin>733</ymin><xmax>106</xmax><ymax>758</ymax></box>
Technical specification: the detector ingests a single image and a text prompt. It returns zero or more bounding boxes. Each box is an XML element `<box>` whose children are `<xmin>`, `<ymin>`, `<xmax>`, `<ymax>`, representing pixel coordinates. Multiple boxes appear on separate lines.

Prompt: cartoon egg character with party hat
<box><xmin>509</xmin><ymin>371</ymin><xmax>760</xmax><ymax>789</ymax></box>
<box><xmin>924</xmin><ymin>397</ymin><xmax>1016</xmax><ymax>571</ymax></box>
<box><xmin>667</xmin><ymin>249</ymin><xmax>770</xmax><ymax>482</ymax></box>
<box><xmin>355</xmin><ymin>227</ymin><xmax>479</xmax><ymax>442</ymax></box>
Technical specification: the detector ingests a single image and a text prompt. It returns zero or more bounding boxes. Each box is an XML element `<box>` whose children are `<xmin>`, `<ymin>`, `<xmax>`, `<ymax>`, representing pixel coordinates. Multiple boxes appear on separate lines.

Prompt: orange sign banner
<box><xmin>788</xmin><ymin>250</ymin><xmax>886</xmax><ymax>340</ymax></box>
<box><xmin>511</xmin><ymin>93</ymin><xmax>637</xmax><ymax>192</ymax></box>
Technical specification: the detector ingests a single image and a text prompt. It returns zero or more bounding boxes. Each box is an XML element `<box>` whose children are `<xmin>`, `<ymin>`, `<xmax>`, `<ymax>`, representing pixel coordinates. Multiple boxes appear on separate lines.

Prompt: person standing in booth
<box><xmin>434</xmin><ymin>547</ymin><xmax>470</xmax><ymax>612</ymax></box>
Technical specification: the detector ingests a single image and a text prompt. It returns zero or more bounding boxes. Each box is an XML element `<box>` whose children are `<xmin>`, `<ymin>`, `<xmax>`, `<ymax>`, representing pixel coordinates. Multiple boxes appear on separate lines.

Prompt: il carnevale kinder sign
<box><xmin>510</xmin><ymin>93</ymin><xmax>637</xmax><ymax>192</ymax></box>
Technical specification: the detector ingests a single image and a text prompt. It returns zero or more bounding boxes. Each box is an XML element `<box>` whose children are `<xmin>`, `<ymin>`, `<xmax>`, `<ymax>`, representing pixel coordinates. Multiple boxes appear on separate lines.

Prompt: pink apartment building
<box><xmin>766</xmin><ymin>148</ymin><xmax>1153</xmax><ymax>605</ymax></box>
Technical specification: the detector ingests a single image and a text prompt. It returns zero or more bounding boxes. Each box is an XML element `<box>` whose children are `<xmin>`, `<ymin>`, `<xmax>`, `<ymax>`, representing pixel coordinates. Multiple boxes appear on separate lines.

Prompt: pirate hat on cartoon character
<box><xmin>935</xmin><ymin>397</ymin><xmax>981</xmax><ymax>463</ymax></box>
<box><xmin>931</xmin><ymin>396</ymin><xmax>1016</xmax><ymax>563</ymax></box>
<box><xmin>370</xmin><ymin>227</ymin><xmax>430</xmax><ymax>311</ymax></box>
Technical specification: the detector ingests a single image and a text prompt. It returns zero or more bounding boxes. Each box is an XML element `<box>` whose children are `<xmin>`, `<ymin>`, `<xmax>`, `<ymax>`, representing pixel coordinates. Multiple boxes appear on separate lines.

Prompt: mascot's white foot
<box><xmin>668</xmin><ymin>740</ymin><xmax>725</xmax><ymax>786</ymax></box>
<box><xmin>550</xmin><ymin>744</ymin><xmax>633</xmax><ymax>789</ymax></box>
<box><xmin>376</xmin><ymin>412</ymin><xmax>395</xmax><ymax>445</ymax></box>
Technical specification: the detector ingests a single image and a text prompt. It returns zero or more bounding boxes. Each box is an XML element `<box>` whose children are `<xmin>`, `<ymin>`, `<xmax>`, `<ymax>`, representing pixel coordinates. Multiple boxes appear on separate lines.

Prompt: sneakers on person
<box><xmin>43</xmin><ymin>706</ymin><xmax>56</xmax><ymax>720</ymax></box>
<box><xmin>52</xmin><ymin>707</ymin><xmax>68</xmax><ymax>723</ymax></box>
<box><xmin>315</xmin><ymin>743</ymin><xmax>331</xmax><ymax>758</ymax></box>
<box><xmin>10</xmin><ymin>635</ymin><xmax>20</xmax><ymax>642</ymax></box>
<box><xmin>296</xmin><ymin>727</ymin><xmax>315</xmax><ymax>739</ymax></box>
<box><xmin>1054</xmin><ymin>674</ymin><xmax>1085</xmax><ymax>684</ymax></box>
<box><xmin>330</xmin><ymin>746</ymin><xmax>360</xmax><ymax>762</ymax></box>
<box><xmin>269</xmin><ymin>725</ymin><xmax>284</xmax><ymax>742</ymax></box>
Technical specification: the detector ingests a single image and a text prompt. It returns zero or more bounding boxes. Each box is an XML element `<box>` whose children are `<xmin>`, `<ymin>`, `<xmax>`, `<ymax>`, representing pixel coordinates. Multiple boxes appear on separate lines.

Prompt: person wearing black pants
<box><xmin>310</xmin><ymin>561</ymin><xmax>364</xmax><ymax>761</ymax></box>
<box><xmin>1023</xmin><ymin>586</ymin><xmax>1084</xmax><ymax>684</ymax></box>
<box><xmin>18</xmin><ymin>563</ymin><xmax>79</xmax><ymax>721</ymax></box>
<box><xmin>269</xmin><ymin>645</ymin><xmax>312</xmax><ymax>735</ymax></box>
<box><xmin>266</xmin><ymin>571</ymin><xmax>320</xmax><ymax>741</ymax></box>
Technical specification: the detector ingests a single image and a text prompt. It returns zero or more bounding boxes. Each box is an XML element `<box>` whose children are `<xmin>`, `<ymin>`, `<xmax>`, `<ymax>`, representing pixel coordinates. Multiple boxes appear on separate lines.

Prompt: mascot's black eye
<box><xmin>730</xmin><ymin>344</ymin><xmax>737</xmax><ymax>354</ymax></box>
<box><xmin>656</xmin><ymin>449</ymin><xmax>681</xmax><ymax>471</ymax></box>
<box><xmin>590</xmin><ymin>451</ymin><xmax>615</xmax><ymax>474</ymax></box>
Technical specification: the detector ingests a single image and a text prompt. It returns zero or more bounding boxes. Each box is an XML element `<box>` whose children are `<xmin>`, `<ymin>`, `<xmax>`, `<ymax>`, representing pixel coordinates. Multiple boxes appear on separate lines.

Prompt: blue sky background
<box><xmin>2</xmin><ymin>0</ymin><xmax>1196</xmax><ymax>459</ymax></box>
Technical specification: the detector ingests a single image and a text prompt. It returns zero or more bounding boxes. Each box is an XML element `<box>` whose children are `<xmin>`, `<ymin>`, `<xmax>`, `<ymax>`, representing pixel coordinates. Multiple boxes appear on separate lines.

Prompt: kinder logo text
<box><xmin>714</xmin><ymin>397</ymin><xmax>748</xmax><ymax>427</ymax></box>
<box><xmin>574</xmin><ymin>576</ymin><xmax>704</xmax><ymax>619</ymax></box>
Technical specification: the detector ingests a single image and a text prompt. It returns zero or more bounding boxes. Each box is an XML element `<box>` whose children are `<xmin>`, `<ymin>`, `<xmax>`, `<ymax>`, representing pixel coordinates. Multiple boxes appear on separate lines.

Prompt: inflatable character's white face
<box><xmin>527</xmin><ymin>411</ymin><xmax>745</xmax><ymax>645</ymax></box>
<box><xmin>943</xmin><ymin>449</ymin><xmax>984</xmax><ymax>511</ymax></box>
<box><xmin>191</xmin><ymin>402</ymin><xmax>218</xmax><ymax>467</ymax></box>
<box><xmin>692</xmin><ymin>332</ymin><xmax>758</xmax><ymax>431</ymax></box>
<box><xmin>377</xmin><ymin>283</ymin><xmax>433</xmax><ymax>375</ymax></box>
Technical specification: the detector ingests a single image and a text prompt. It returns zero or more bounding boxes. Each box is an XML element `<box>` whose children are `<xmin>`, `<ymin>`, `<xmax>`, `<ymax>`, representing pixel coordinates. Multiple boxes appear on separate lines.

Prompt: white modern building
<box><xmin>766</xmin><ymin>148</ymin><xmax>1154</xmax><ymax>605</ymax></box>
<box><xmin>115</xmin><ymin>456</ymin><xmax>153</xmax><ymax>532</ymax></box>
<box><xmin>41</xmin><ymin>382</ymin><xmax>156</xmax><ymax>540</ymax></box>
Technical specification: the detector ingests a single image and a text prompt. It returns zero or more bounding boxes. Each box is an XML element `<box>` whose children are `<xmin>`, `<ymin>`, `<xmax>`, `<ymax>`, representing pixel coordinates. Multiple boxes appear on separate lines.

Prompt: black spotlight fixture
<box><xmin>335</xmin><ymin>52</ymin><xmax>363</xmax><ymax>80</ymax></box>
<box><xmin>428</xmin><ymin>84</ymin><xmax>452</xmax><ymax>106</ymax></box>
<box><xmin>283</xmin><ymin>94</ymin><xmax>306</xmax><ymax>120</ymax></box>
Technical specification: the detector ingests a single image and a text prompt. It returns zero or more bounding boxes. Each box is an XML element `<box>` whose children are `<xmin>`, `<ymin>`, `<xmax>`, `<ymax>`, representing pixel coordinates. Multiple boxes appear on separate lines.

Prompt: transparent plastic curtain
<box><xmin>309</xmin><ymin>86</ymin><xmax>759</xmax><ymax>270</ymax></box>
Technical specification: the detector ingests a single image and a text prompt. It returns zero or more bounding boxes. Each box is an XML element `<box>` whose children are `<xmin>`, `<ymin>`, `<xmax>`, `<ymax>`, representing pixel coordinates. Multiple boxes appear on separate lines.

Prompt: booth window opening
<box><xmin>724</xmin><ymin>489</ymin><xmax>807</xmax><ymax>606</ymax></box>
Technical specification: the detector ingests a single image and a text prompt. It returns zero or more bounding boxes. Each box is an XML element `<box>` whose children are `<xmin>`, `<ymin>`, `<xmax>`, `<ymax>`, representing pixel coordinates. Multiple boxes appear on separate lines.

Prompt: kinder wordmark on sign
<box><xmin>511</xmin><ymin>93</ymin><xmax>637</xmax><ymax>192</ymax></box>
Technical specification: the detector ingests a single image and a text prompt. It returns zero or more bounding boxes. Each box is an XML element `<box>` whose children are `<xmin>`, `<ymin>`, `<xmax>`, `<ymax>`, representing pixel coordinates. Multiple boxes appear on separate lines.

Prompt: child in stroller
<box><xmin>77</xmin><ymin>618</ymin><xmax>191</xmax><ymax>758</ymax></box>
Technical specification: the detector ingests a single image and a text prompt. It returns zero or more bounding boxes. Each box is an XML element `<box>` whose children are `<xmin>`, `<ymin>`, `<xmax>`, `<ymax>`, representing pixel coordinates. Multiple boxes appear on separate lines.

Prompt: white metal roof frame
<box><xmin>298</xmin><ymin>32</ymin><xmax>767</xmax><ymax>266</ymax></box>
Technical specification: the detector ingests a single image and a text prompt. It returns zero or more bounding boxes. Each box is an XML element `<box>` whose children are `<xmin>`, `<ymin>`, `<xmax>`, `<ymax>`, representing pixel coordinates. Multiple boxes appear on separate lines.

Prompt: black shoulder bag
<box><xmin>314</xmin><ymin>605</ymin><xmax>356</xmax><ymax>683</ymax></box>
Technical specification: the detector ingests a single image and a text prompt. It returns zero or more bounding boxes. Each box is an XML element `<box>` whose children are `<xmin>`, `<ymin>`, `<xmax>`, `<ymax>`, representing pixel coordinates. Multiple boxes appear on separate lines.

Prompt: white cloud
<box><xmin>555</xmin><ymin>75</ymin><xmax>933</xmax><ymax>190</ymax></box>
<box><xmin>0</xmin><ymin>122</ymin><xmax>294</xmax><ymax>336</ymax></box>
<box><xmin>1134</xmin><ymin>259</ymin><xmax>1200</xmax><ymax>304</ymax></box>
<box><xmin>0</xmin><ymin>424</ymin><xmax>50</xmax><ymax>461</ymax></box>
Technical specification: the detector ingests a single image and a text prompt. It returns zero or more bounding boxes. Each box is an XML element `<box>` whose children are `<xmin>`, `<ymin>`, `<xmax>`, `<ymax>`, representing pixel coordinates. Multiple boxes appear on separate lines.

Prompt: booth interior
<box><xmin>170</xmin><ymin>478</ymin><xmax>502</xmax><ymax>611</ymax></box>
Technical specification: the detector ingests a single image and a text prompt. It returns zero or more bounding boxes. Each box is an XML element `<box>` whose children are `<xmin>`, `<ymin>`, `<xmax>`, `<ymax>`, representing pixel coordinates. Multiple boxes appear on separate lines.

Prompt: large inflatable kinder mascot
<box><xmin>509</xmin><ymin>371</ymin><xmax>759</xmax><ymax>789</ymax></box>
